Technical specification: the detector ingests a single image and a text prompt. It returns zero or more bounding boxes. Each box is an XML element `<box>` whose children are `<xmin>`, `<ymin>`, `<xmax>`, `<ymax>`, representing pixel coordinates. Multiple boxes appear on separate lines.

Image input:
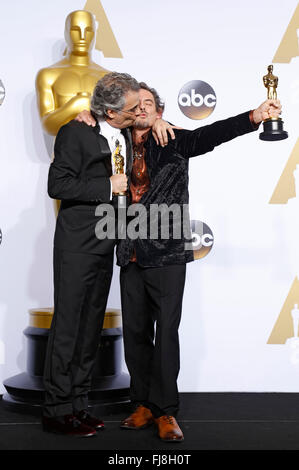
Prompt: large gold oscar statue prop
<box><xmin>36</xmin><ymin>10</ymin><xmax>108</xmax><ymax>136</ymax></box>
<box><xmin>3</xmin><ymin>10</ymin><xmax>129</xmax><ymax>412</ymax></box>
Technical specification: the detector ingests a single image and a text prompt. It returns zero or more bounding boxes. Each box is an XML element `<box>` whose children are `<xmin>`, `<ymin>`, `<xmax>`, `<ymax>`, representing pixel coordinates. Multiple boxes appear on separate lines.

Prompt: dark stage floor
<box><xmin>1</xmin><ymin>392</ymin><xmax>299</xmax><ymax>455</ymax></box>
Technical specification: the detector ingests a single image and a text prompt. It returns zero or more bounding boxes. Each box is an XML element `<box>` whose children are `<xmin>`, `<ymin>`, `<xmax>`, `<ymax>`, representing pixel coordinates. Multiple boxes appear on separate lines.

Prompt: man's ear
<box><xmin>155</xmin><ymin>110</ymin><xmax>163</xmax><ymax>120</ymax></box>
<box><xmin>106</xmin><ymin>109</ymin><xmax>116</xmax><ymax>119</ymax></box>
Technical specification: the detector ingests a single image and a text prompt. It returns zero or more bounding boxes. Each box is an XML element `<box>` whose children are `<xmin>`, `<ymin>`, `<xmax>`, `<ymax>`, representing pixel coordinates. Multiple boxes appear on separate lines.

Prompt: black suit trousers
<box><xmin>43</xmin><ymin>247</ymin><xmax>113</xmax><ymax>417</ymax></box>
<box><xmin>120</xmin><ymin>262</ymin><xmax>186</xmax><ymax>417</ymax></box>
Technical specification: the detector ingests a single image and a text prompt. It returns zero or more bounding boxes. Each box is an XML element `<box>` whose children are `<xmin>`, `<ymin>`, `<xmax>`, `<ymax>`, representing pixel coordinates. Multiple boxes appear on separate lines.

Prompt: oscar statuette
<box><xmin>112</xmin><ymin>140</ymin><xmax>127</xmax><ymax>239</ymax></box>
<box><xmin>113</xmin><ymin>139</ymin><xmax>126</xmax><ymax>196</ymax></box>
<box><xmin>259</xmin><ymin>64</ymin><xmax>288</xmax><ymax>141</ymax></box>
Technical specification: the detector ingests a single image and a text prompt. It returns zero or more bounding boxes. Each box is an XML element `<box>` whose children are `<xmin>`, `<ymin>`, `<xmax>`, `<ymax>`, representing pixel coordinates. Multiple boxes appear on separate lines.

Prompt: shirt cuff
<box><xmin>249</xmin><ymin>110</ymin><xmax>261</xmax><ymax>130</ymax></box>
<box><xmin>109</xmin><ymin>179</ymin><xmax>112</xmax><ymax>200</ymax></box>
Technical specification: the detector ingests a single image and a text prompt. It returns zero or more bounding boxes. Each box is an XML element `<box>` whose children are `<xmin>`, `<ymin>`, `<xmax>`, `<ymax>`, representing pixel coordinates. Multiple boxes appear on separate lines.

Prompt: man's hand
<box><xmin>75</xmin><ymin>109</ymin><xmax>96</xmax><ymax>126</ymax></box>
<box><xmin>110</xmin><ymin>174</ymin><xmax>128</xmax><ymax>194</ymax></box>
<box><xmin>152</xmin><ymin>119</ymin><xmax>182</xmax><ymax>147</ymax></box>
<box><xmin>252</xmin><ymin>99</ymin><xmax>282</xmax><ymax>124</ymax></box>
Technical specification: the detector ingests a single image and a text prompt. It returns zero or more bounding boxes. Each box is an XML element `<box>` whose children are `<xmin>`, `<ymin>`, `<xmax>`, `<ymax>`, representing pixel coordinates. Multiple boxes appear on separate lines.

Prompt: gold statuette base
<box><xmin>28</xmin><ymin>307</ymin><xmax>122</xmax><ymax>329</ymax></box>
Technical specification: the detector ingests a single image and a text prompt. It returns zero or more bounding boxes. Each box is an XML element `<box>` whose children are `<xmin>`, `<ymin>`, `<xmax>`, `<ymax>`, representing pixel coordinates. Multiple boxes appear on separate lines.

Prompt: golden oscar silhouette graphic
<box><xmin>259</xmin><ymin>64</ymin><xmax>288</xmax><ymax>141</ymax></box>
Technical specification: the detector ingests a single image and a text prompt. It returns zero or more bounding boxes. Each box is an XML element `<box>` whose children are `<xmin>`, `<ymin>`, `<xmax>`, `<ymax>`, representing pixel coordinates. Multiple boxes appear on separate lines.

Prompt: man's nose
<box><xmin>134</xmin><ymin>103</ymin><xmax>141</xmax><ymax>114</ymax></box>
<box><xmin>138</xmin><ymin>101</ymin><xmax>145</xmax><ymax>111</ymax></box>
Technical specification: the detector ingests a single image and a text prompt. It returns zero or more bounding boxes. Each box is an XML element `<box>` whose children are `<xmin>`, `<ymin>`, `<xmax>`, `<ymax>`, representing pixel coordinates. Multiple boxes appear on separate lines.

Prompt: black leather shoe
<box><xmin>42</xmin><ymin>414</ymin><xmax>96</xmax><ymax>437</ymax></box>
<box><xmin>75</xmin><ymin>410</ymin><xmax>105</xmax><ymax>430</ymax></box>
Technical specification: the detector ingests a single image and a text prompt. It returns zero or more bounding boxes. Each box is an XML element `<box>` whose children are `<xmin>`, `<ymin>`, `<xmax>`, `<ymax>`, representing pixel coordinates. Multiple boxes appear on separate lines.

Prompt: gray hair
<box><xmin>91</xmin><ymin>72</ymin><xmax>140</xmax><ymax>119</ymax></box>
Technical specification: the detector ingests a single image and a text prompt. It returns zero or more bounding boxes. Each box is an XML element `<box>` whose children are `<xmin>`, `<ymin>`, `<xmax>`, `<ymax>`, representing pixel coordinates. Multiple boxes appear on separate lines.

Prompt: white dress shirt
<box><xmin>98</xmin><ymin>120</ymin><xmax>126</xmax><ymax>199</ymax></box>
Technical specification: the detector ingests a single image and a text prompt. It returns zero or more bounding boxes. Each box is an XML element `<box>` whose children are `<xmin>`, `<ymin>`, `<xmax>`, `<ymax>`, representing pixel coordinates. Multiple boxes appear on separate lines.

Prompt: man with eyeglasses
<box><xmin>42</xmin><ymin>72</ymin><xmax>141</xmax><ymax>437</ymax></box>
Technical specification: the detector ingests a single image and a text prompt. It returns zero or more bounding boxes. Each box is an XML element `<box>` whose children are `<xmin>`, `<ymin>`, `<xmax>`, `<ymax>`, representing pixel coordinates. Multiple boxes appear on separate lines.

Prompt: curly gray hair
<box><xmin>91</xmin><ymin>72</ymin><xmax>140</xmax><ymax>119</ymax></box>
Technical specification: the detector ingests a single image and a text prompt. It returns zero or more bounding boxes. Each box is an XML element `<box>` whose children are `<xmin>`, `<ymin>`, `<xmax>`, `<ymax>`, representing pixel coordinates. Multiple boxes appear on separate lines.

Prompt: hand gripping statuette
<box><xmin>259</xmin><ymin>64</ymin><xmax>288</xmax><ymax>141</ymax></box>
<box><xmin>112</xmin><ymin>140</ymin><xmax>127</xmax><ymax>238</ymax></box>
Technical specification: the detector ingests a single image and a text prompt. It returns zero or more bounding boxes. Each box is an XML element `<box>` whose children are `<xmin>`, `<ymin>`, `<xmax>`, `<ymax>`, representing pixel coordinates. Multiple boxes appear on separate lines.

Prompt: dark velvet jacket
<box><xmin>116</xmin><ymin>111</ymin><xmax>258</xmax><ymax>267</ymax></box>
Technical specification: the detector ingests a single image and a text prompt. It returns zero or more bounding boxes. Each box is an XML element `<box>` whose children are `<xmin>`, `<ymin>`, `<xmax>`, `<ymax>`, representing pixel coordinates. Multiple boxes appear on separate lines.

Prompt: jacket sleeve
<box><xmin>48</xmin><ymin>124</ymin><xmax>111</xmax><ymax>202</ymax></box>
<box><xmin>175</xmin><ymin>111</ymin><xmax>258</xmax><ymax>159</ymax></box>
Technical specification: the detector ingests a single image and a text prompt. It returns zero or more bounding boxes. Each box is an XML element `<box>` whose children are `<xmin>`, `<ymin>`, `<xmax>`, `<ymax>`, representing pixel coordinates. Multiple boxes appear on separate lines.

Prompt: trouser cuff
<box><xmin>42</xmin><ymin>402</ymin><xmax>73</xmax><ymax>418</ymax></box>
<box><xmin>72</xmin><ymin>395</ymin><xmax>88</xmax><ymax>414</ymax></box>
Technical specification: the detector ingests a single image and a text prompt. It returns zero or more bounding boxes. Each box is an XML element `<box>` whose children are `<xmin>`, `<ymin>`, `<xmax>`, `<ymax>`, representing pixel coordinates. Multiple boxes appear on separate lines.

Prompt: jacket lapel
<box><xmin>121</xmin><ymin>127</ymin><xmax>133</xmax><ymax>177</ymax></box>
<box><xmin>92</xmin><ymin>122</ymin><xmax>112</xmax><ymax>176</ymax></box>
<box><xmin>91</xmin><ymin>122</ymin><xmax>133</xmax><ymax>178</ymax></box>
<box><xmin>144</xmin><ymin>131</ymin><xmax>158</xmax><ymax>181</ymax></box>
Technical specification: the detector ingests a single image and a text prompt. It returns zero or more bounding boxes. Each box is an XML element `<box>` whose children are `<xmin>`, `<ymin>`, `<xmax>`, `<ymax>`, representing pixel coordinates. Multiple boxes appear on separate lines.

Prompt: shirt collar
<box><xmin>98</xmin><ymin>119</ymin><xmax>121</xmax><ymax>139</ymax></box>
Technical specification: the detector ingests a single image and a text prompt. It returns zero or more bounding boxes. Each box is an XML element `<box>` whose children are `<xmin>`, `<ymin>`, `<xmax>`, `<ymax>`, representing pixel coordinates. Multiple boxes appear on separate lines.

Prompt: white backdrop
<box><xmin>0</xmin><ymin>0</ymin><xmax>298</xmax><ymax>394</ymax></box>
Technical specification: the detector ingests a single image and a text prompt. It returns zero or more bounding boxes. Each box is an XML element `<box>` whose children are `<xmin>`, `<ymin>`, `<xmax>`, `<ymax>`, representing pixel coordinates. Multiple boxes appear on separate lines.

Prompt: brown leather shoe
<box><xmin>120</xmin><ymin>405</ymin><xmax>154</xmax><ymax>429</ymax></box>
<box><xmin>155</xmin><ymin>415</ymin><xmax>184</xmax><ymax>442</ymax></box>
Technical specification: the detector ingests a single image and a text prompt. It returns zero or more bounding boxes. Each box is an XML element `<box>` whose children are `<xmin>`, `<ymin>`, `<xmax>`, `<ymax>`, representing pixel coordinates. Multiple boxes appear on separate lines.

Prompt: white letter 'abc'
<box><xmin>179</xmin><ymin>90</ymin><xmax>216</xmax><ymax>108</ymax></box>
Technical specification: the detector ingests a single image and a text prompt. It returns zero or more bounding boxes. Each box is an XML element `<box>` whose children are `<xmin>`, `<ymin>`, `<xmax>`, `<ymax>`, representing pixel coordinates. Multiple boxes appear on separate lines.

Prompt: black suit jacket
<box><xmin>116</xmin><ymin>111</ymin><xmax>258</xmax><ymax>267</ymax></box>
<box><xmin>48</xmin><ymin>119</ymin><xmax>133</xmax><ymax>254</ymax></box>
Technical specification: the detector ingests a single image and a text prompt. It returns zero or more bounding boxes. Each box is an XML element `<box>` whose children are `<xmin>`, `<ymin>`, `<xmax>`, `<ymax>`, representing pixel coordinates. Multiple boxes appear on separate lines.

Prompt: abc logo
<box><xmin>0</xmin><ymin>80</ymin><xmax>5</xmax><ymax>106</ymax></box>
<box><xmin>190</xmin><ymin>220</ymin><xmax>214</xmax><ymax>260</ymax></box>
<box><xmin>178</xmin><ymin>80</ymin><xmax>216</xmax><ymax>120</ymax></box>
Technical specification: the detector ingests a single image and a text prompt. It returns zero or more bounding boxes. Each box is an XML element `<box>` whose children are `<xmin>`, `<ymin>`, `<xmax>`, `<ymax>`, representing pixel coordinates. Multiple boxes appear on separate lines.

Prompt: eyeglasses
<box><xmin>119</xmin><ymin>105</ymin><xmax>139</xmax><ymax>116</ymax></box>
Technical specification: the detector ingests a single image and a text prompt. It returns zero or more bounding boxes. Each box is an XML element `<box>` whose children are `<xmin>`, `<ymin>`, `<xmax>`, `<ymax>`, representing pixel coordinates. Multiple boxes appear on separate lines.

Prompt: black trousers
<box><xmin>120</xmin><ymin>262</ymin><xmax>186</xmax><ymax>417</ymax></box>
<box><xmin>43</xmin><ymin>247</ymin><xmax>113</xmax><ymax>417</ymax></box>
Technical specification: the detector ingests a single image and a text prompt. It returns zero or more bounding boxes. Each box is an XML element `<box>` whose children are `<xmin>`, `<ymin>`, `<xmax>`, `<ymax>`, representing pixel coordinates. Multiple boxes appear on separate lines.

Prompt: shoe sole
<box><xmin>43</xmin><ymin>426</ymin><xmax>96</xmax><ymax>438</ymax></box>
<box><xmin>120</xmin><ymin>421</ymin><xmax>154</xmax><ymax>430</ymax></box>
<box><xmin>160</xmin><ymin>436</ymin><xmax>184</xmax><ymax>442</ymax></box>
<box><xmin>157</xmin><ymin>431</ymin><xmax>184</xmax><ymax>442</ymax></box>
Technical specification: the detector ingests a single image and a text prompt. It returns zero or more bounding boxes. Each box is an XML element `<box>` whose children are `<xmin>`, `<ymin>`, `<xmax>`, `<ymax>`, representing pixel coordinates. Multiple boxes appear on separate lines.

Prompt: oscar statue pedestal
<box><xmin>2</xmin><ymin>308</ymin><xmax>130</xmax><ymax>413</ymax></box>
